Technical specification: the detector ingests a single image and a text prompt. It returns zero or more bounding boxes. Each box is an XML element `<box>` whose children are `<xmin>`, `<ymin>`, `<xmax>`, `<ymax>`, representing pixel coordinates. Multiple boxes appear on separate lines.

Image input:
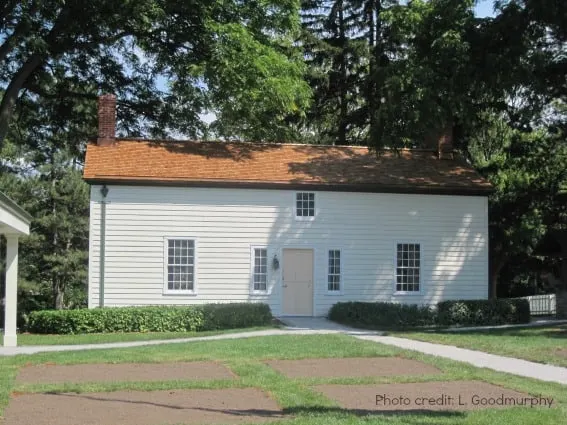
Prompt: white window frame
<box><xmin>393</xmin><ymin>241</ymin><xmax>422</xmax><ymax>295</ymax></box>
<box><xmin>327</xmin><ymin>248</ymin><xmax>343</xmax><ymax>295</ymax></box>
<box><xmin>294</xmin><ymin>191</ymin><xmax>316</xmax><ymax>220</ymax></box>
<box><xmin>250</xmin><ymin>245</ymin><xmax>270</xmax><ymax>294</ymax></box>
<box><xmin>163</xmin><ymin>237</ymin><xmax>198</xmax><ymax>295</ymax></box>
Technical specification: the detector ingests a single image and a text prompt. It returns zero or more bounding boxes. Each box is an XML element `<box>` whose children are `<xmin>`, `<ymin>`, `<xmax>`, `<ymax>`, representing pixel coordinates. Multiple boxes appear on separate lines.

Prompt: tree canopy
<box><xmin>1</xmin><ymin>0</ymin><xmax>566</xmax><ymax>315</ymax></box>
<box><xmin>0</xmin><ymin>0</ymin><xmax>311</xmax><ymax>145</ymax></box>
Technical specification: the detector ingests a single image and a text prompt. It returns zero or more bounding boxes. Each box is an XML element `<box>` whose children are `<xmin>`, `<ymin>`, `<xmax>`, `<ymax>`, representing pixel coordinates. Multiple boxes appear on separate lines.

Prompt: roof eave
<box><xmin>83</xmin><ymin>177</ymin><xmax>493</xmax><ymax>197</ymax></box>
<box><xmin>0</xmin><ymin>191</ymin><xmax>33</xmax><ymax>224</ymax></box>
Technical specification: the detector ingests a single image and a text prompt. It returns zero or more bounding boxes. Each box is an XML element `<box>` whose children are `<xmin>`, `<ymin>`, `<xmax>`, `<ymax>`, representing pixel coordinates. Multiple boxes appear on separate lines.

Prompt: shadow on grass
<box><xmin>42</xmin><ymin>392</ymin><xmax>465</xmax><ymax>420</ymax></box>
<box><xmin>283</xmin><ymin>405</ymin><xmax>465</xmax><ymax>418</ymax></box>
<box><xmin>536</xmin><ymin>328</ymin><xmax>567</xmax><ymax>339</ymax></box>
<box><xmin>382</xmin><ymin>324</ymin><xmax>567</xmax><ymax>340</ymax></box>
<box><xmin>425</xmin><ymin>325</ymin><xmax>567</xmax><ymax>339</ymax></box>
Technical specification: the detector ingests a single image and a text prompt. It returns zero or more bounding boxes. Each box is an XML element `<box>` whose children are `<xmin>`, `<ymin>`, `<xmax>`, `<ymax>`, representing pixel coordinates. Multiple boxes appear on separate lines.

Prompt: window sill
<box><xmin>393</xmin><ymin>291</ymin><xmax>422</xmax><ymax>296</ymax></box>
<box><xmin>294</xmin><ymin>216</ymin><xmax>316</xmax><ymax>221</ymax></box>
<box><xmin>250</xmin><ymin>290</ymin><xmax>271</xmax><ymax>296</ymax></box>
<box><xmin>163</xmin><ymin>290</ymin><xmax>197</xmax><ymax>296</ymax></box>
<box><xmin>325</xmin><ymin>291</ymin><xmax>343</xmax><ymax>296</ymax></box>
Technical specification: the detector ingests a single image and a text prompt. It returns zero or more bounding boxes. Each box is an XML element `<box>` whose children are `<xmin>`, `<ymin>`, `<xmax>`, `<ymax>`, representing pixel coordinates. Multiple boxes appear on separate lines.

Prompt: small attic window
<box><xmin>296</xmin><ymin>192</ymin><xmax>315</xmax><ymax>218</ymax></box>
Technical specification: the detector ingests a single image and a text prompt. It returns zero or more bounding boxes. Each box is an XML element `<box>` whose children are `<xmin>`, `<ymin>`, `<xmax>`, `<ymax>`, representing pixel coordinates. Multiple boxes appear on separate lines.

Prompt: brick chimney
<box><xmin>97</xmin><ymin>94</ymin><xmax>116</xmax><ymax>146</ymax></box>
<box><xmin>437</xmin><ymin>123</ymin><xmax>454</xmax><ymax>160</ymax></box>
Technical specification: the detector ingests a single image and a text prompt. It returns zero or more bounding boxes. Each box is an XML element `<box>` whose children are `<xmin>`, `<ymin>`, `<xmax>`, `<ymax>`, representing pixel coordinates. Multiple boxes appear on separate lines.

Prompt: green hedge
<box><xmin>201</xmin><ymin>303</ymin><xmax>273</xmax><ymax>331</ymax></box>
<box><xmin>26</xmin><ymin>303</ymin><xmax>272</xmax><ymax>334</ymax></box>
<box><xmin>437</xmin><ymin>299</ymin><xmax>530</xmax><ymax>327</ymax></box>
<box><xmin>329</xmin><ymin>299</ymin><xmax>531</xmax><ymax>330</ymax></box>
<box><xmin>328</xmin><ymin>301</ymin><xmax>437</xmax><ymax>329</ymax></box>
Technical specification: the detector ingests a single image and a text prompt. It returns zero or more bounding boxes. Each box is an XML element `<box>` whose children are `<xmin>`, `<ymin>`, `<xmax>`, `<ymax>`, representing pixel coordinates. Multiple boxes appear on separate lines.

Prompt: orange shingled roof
<box><xmin>83</xmin><ymin>139</ymin><xmax>492</xmax><ymax>195</ymax></box>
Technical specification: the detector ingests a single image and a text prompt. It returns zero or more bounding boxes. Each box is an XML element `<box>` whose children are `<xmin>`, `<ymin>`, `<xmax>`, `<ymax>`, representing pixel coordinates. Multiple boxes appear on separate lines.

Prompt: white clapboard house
<box><xmin>83</xmin><ymin>95</ymin><xmax>492</xmax><ymax>317</ymax></box>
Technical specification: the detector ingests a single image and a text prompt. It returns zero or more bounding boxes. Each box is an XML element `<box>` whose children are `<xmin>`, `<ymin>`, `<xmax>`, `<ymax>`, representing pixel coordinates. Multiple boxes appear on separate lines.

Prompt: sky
<box><xmin>475</xmin><ymin>0</ymin><xmax>496</xmax><ymax>18</ymax></box>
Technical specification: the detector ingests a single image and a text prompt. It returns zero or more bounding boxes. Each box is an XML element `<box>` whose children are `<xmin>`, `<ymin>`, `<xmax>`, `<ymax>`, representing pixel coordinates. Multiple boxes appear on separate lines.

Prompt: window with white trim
<box><xmin>328</xmin><ymin>249</ymin><xmax>341</xmax><ymax>292</ymax></box>
<box><xmin>396</xmin><ymin>243</ymin><xmax>420</xmax><ymax>292</ymax></box>
<box><xmin>253</xmin><ymin>248</ymin><xmax>268</xmax><ymax>291</ymax></box>
<box><xmin>166</xmin><ymin>239</ymin><xmax>195</xmax><ymax>292</ymax></box>
<box><xmin>296</xmin><ymin>192</ymin><xmax>315</xmax><ymax>217</ymax></box>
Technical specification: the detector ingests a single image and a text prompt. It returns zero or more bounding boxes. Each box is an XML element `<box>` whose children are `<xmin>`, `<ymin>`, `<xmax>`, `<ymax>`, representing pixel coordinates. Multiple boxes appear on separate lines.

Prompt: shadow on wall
<box><xmin>248</xmin><ymin>197</ymin><xmax>318</xmax><ymax>315</ymax></box>
<box><xmin>103</xmin><ymin>141</ymin><xmax>487</xmax><ymax>313</ymax></box>
<box><xmin>258</xmin><ymin>193</ymin><xmax>486</xmax><ymax>315</ymax></box>
<box><xmin>428</xmin><ymin>214</ymin><xmax>487</xmax><ymax>304</ymax></box>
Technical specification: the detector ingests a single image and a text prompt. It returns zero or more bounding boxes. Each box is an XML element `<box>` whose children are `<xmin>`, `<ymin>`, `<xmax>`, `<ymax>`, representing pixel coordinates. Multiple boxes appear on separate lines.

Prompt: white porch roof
<box><xmin>0</xmin><ymin>191</ymin><xmax>31</xmax><ymax>236</ymax></box>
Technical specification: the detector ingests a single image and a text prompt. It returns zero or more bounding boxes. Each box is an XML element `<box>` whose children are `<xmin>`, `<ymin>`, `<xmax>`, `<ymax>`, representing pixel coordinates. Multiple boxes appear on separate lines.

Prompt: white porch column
<box><xmin>3</xmin><ymin>235</ymin><xmax>19</xmax><ymax>347</ymax></box>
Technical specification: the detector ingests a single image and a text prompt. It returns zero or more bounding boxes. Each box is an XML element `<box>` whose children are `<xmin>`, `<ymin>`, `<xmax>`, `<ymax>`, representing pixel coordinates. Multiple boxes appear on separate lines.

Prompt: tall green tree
<box><xmin>301</xmin><ymin>0</ymin><xmax>365</xmax><ymax>144</ymax></box>
<box><xmin>1</xmin><ymin>90</ymin><xmax>91</xmax><ymax>310</ymax></box>
<box><xmin>0</xmin><ymin>0</ymin><xmax>311</xmax><ymax>145</ymax></box>
<box><xmin>300</xmin><ymin>0</ymin><xmax>404</xmax><ymax>145</ymax></box>
<box><xmin>468</xmin><ymin>111</ymin><xmax>567</xmax><ymax>298</ymax></box>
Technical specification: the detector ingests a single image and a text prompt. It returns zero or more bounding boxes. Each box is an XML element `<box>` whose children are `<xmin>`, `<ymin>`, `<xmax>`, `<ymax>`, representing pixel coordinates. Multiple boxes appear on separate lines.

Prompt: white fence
<box><xmin>519</xmin><ymin>294</ymin><xmax>556</xmax><ymax>316</ymax></box>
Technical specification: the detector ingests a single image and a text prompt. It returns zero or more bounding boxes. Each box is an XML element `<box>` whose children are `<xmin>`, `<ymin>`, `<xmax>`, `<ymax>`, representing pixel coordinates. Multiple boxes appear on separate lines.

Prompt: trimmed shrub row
<box><xmin>328</xmin><ymin>301</ymin><xmax>436</xmax><ymax>329</ymax></box>
<box><xmin>437</xmin><ymin>299</ymin><xmax>530</xmax><ymax>327</ymax></box>
<box><xmin>329</xmin><ymin>298</ymin><xmax>530</xmax><ymax>329</ymax></box>
<box><xmin>26</xmin><ymin>303</ymin><xmax>272</xmax><ymax>334</ymax></box>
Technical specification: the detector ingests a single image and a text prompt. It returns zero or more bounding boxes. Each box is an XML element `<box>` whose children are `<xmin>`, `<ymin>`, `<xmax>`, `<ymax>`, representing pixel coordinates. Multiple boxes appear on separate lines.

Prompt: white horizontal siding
<box><xmin>88</xmin><ymin>185</ymin><xmax>489</xmax><ymax>315</ymax></box>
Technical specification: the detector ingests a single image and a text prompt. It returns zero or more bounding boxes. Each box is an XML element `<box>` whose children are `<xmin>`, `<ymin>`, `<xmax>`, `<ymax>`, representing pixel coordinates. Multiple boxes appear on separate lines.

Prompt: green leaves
<box><xmin>26</xmin><ymin>304</ymin><xmax>273</xmax><ymax>334</ymax></box>
<box><xmin>329</xmin><ymin>302</ymin><xmax>437</xmax><ymax>329</ymax></box>
<box><xmin>205</xmin><ymin>21</ymin><xmax>311</xmax><ymax>140</ymax></box>
<box><xmin>437</xmin><ymin>299</ymin><xmax>531</xmax><ymax>326</ymax></box>
<box><xmin>1</xmin><ymin>0</ymin><xmax>311</xmax><ymax>144</ymax></box>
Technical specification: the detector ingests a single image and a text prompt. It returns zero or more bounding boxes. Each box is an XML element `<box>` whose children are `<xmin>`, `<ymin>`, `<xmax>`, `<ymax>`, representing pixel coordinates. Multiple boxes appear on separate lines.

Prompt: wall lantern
<box><xmin>272</xmin><ymin>255</ymin><xmax>280</xmax><ymax>271</ymax></box>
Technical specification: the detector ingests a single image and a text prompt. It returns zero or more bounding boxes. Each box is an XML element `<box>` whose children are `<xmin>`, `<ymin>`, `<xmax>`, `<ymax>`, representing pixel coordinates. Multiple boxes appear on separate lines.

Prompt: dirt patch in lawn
<box><xmin>266</xmin><ymin>357</ymin><xmax>440</xmax><ymax>378</ymax></box>
<box><xmin>555</xmin><ymin>348</ymin><xmax>567</xmax><ymax>358</ymax></box>
<box><xmin>16</xmin><ymin>362</ymin><xmax>235</xmax><ymax>384</ymax></box>
<box><xmin>314</xmin><ymin>381</ymin><xmax>553</xmax><ymax>412</ymax></box>
<box><xmin>3</xmin><ymin>388</ymin><xmax>284</xmax><ymax>425</ymax></box>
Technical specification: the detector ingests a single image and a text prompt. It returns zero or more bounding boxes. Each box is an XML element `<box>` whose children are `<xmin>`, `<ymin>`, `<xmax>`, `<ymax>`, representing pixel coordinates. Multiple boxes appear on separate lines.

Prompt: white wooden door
<box><xmin>282</xmin><ymin>249</ymin><xmax>314</xmax><ymax>316</ymax></box>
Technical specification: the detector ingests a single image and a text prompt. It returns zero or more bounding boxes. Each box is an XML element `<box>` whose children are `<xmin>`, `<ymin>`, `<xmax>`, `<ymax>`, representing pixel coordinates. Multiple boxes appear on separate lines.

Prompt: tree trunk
<box><xmin>0</xmin><ymin>53</ymin><xmax>44</xmax><ymax>149</ymax></box>
<box><xmin>0</xmin><ymin>5</ymin><xmax>68</xmax><ymax>149</ymax></box>
<box><xmin>54</xmin><ymin>281</ymin><xmax>65</xmax><ymax>310</ymax></box>
<box><xmin>50</xmin><ymin>151</ymin><xmax>64</xmax><ymax>309</ymax></box>
<box><xmin>366</xmin><ymin>1</ymin><xmax>375</xmax><ymax>134</ymax></box>
<box><xmin>366</xmin><ymin>0</ymin><xmax>382</xmax><ymax>143</ymax></box>
<box><xmin>557</xmin><ymin>260</ymin><xmax>567</xmax><ymax>318</ymax></box>
<box><xmin>489</xmin><ymin>256</ymin><xmax>506</xmax><ymax>299</ymax></box>
<box><xmin>338</xmin><ymin>0</ymin><xmax>348</xmax><ymax>145</ymax></box>
<box><xmin>490</xmin><ymin>269</ymin><xmax>499</xmax><ymax>299</ymax></box>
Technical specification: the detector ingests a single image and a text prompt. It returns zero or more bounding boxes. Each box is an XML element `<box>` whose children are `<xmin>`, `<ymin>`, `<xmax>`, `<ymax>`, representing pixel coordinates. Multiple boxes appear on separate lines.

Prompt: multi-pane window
<box><xmin>166</xmin><ymin>239</ymin><xmax>195</xmax><ymax>292</ymax></box>
<box><xmin>296</xmin><ymin>192</ymin><xmax>315</xmax><ymax>217</ymax></box>
<box><xmin>396</xmin><ymin>243</ymin><xmax>420</xmax><ymax>292</ymax></box>
<box><xmin>253</xmin><ymin>248</ymin><xmax>268</xmax><ymax>291</ymax></box>
<box><xmin>328</xmin><ymin>250</ymin><xmax>341</xmax><ymax>292</ymax></box>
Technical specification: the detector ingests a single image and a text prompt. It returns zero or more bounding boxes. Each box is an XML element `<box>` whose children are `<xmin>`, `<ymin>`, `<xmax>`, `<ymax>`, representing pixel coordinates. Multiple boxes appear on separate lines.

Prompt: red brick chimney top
<box><xmin>97</xmin><ymin>94</ymin><xmax>116</xmax><ymax>146</ymax></box>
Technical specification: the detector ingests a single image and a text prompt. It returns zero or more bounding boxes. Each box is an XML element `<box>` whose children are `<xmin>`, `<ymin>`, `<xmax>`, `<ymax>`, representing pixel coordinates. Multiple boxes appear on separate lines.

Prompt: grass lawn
<box><xmin>394</xmin><ymin>324</ymin><xmax>567</xmax><ymax>367</ymax></box>
<box><xmin>0</xmin><ymin>333</ymin><xmax>565</xmax><ymax>425</ymax></box>
<box><xmin>0</xmin><ymin>326</ymin><xmax>275</xmax><ymax>346</ymax></box>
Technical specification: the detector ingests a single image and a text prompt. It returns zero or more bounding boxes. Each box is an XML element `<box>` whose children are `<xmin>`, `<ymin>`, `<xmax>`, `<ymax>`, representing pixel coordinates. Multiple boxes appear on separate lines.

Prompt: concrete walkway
<box><xmin>0</xmin><ymin>329</ymin><xmax>337</xmax><ymax>356</ymax></box>
<box><xmin>277</xmin><ymin>316</ymin><xmax>381</xmax><ymax>335</ymax></box>
<box><xmin>355</xmin><ymin>334</ymin><xmax>567</xmax><ymax>385</ymax></box>
<box><xmin>1</xmin><ymin>317</ymin><xmax>566</xmax><ymax>385</ymax></box>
